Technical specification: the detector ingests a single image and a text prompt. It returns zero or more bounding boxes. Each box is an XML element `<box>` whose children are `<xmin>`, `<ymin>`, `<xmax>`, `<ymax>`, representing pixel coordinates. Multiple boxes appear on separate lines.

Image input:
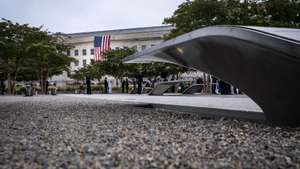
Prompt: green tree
<box><xmin>25</xmin><ymin>40</ymin><xmax>74</xmax><ymax>94</ymax></box>
<box><xmin>103</xmin><ymin>47</ymin><xmax>186</xmax><ymax>81</ymax></box>
<box><xmin>104</xmin><ymin>47</ymin><xmax>136</xmax><ymax>78</ymax></box>
<box><xmin>139</xmin><ymin>63</ymin><xmax>187</xmax><ymax>80</ymax></box>
<box><xmin>162</xmin><ymin>0</ymin><xmax>300</xmax><ymax>92</ymax></box>
<box><xmin>163</xmin><ymin>0</ymin><xmax>300</xmax><ymax>39</ymax></box>
<box><xmin>0</xmin><ymin>19</ymin><xmax>74</xmax><ymax>94</ymax></box>
<box><xmin>0</xmin><ymin>19</ymin><xmax>42</xmax><ymax>94</ymax></box>
<box><xmin>70</xmin><ymin>66</ymin><xmax>89</xmax><ymax>82</ymax></box>
<box><xmin>70</xmin><ymin>47</ymin><xmax>136</xmax><ymax>86</ymax></box>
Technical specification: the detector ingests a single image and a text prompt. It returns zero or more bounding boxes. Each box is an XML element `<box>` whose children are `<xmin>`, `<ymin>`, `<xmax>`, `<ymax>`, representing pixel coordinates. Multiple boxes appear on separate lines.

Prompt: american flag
<box><xmin>94</xmin><ymin>35</ymin><xmax>111</xmax><ymax>61</ymax></box>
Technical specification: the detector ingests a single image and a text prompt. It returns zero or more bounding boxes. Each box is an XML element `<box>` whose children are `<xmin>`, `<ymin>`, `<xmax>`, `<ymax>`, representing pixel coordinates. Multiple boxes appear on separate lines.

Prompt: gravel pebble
<box><xmin>0</xmin><ymin>95</ymin><xmax>300</xmax><ymax>169</ymax></box>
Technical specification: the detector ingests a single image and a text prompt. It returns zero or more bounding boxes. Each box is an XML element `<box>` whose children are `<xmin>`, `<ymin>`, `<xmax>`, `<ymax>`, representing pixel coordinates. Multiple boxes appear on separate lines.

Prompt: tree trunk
<box><xmin>7</xmin><ymin>72</ymin><xmax>11</xmax><ymax>95</ymax></box>
<box><xmin>43</xmin><ymin>71</ymin><xmax>48</xmax><ymax>95</ymax></box>
<box><xmin>11</xmin><ymin>80</ymin><xmax>15</xmax><ymax>95</ymax></box>
<box><xmin>40</xmin><ymin>69</ymin><xmax>48</xmax><ymax>95</ymax></box>
<box><xmin>12</xmin><ymin>70</ymin><xmax>18</xmax><ymax>95</ymax></box>
<box><xmin>40</xmin><ymin>69</ymin><xmax>44</xmax><ymax>94</ymax></box>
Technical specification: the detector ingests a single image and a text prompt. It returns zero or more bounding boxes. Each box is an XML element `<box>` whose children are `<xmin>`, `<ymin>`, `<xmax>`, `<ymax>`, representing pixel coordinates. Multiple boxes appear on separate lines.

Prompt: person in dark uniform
<box><xmin>218</xmin><ymin>80</ymin><xmax>225</xmax><ymax>95</ymax></box>
<box><xmin>46</xmin><ymin>80</ymin><xmax>49</xmax><ymax>95</ymax></box>
<box><xmin>0</xmin><ymin>80</ymin><xmax>5</xmax><ymax>95</ymax></box>
<box><xmin>211</xmin><ymin>76</ymin><xmax>217</xmax><ymax>94</ymax></box>
<box><xmin>196</xmin><ymin>77</ymin><xmax>203</xmax><ymax>84</ymax></box>
<box><xmin>121</xmin><ymin>78</ymin><xmax>125</xmax><ymax>93</ymax></box>
<box><xmin>86</xmin><ymin>75</ymin><xmax>91</xmax><ymax>95</ymax></box>
<box><xmin>137</xmin><ymin>72</ymin><xmax>143</xmax><ymax>94</ymax></box>
<box><xmin>225</xmin><ymin>83</ymin><xmax>231</xmax><ymax>95</ymax></box>
<box><xmin>104</xmin><ymin>77</ymin><xmax>108</xmax><ymax>94</ymax></box>
<box><xmin>161</xmin><ymin>72</ymin><xmax>168</xmax><ymax>82</ymax></box>
<box><xmin>219</xmin><ymin>80</ymin><xmax>231</xmax><ymax>95</ymax></box>
<box><xmin>125</xmin><ymin>78</ymin><xmax>129</xmax><ymax>93</ymax></box>
<box><xmin>179</xmin><ymin>82</ymin><xmax>185</xmax><ymax>93</ymax></box>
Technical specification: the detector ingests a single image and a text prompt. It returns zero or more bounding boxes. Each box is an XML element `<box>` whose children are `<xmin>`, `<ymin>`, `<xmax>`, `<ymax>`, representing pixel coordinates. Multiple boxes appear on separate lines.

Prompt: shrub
<box><xmin>15</xmin><ymin>84</ymin><xmax>25</xmax><ymax>95</ymax></box>
<box><xmin>91</xmin><ymin>85</ymin><xmax>103</xmax><ymax>92</ymax></box>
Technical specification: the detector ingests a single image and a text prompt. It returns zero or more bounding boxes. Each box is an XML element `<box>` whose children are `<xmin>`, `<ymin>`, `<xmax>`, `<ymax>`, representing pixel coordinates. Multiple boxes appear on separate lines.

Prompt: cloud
<box><xmin>0</xmin><ymin>0</ymin><xmax>184</xmax><ymax>33</ymax></box>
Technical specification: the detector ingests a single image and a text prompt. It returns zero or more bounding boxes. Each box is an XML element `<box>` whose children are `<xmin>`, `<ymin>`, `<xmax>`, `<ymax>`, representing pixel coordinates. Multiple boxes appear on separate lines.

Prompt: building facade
<box><xmin>50</xmin><ymin>25</ymin><xmax>173</xmax><ymax>85</ymax></box>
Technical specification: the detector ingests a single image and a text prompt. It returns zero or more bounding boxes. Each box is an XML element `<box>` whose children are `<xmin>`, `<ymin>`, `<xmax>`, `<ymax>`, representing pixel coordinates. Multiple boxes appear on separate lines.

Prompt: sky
<box><xmin>0</xmin><ymin>0</ymin><xmax>185</xmax><ymax>33</ymax></box>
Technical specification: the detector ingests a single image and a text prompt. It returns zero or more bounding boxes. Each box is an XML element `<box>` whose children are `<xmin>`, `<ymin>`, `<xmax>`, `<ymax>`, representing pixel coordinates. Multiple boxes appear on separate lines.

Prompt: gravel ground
<box><xmin>0</xmin><ymin>95</ymin><xmax>300</xmax><ymax>169</ymax></box>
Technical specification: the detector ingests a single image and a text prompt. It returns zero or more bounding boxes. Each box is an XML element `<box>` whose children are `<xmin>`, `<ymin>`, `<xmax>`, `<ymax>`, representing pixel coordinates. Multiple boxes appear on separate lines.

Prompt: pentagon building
<box><xmin>51</xmin><ymin>25</ymin><xmax>173</xmax><ymax>84</ymax></box>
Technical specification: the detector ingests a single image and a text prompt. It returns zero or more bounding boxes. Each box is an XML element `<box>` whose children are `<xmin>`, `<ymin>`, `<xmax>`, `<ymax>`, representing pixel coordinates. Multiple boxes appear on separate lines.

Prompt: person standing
<box><xmin>52</xmin><ymin>82</ymin><xmax>57</xmax><ymax>95</ymax></box>
<box><xmin>152</xmin><ymin>78</ymin><xmax>157</xmax><ymax>88</ymax></box>
<box><xmin>108</xmin><ymin>80</ymin><xmax>112</xmax><ymax>94</ymax></box>
<box><xmin>196</xmin><ymin>77</ymin><xmax>203</xmax><ymax>84</ymax></box>
<box><xmin>0</xmin><ymin>80</ymin><xmax>5</xmax><ymax>95</ymax></box>
<box><xmin>125</xmin><ymin>78</ymin><xmax>129</xmax><ymax>93</ymax></box>
<box><xmin>219</xmin><ymin>80</ymin><xmax>231</xmax><ymax>95</ymax></box>
<box><xmin>225</xmin><ymin>82</ymin><xmax>231</xmax><ymax>95</ymax></box>
<box><xmin>104</xmin><ymin>77</ymin><xmax>108</xmax><ymax>94</ymax></box>
<box><xmin>121</xmin><ymin>78</ymin><xmax>125</xmax><ymax>93</ymax></box>
<box><xmin>211</xmin><ymin>76</ymin><xmax>217</xmax><ymax>94</ymax></box>
<box><xmin>86</xmin><ymin>75</ymin><xmax>91</xmax><ymax>95</ymax></box>
<box><xmin>218</xmin><ymin>80</ymin><xmax>225</xmax><ymax>95</ymax></box>
<box><xmin>179</xmin><ymin>82</ymin><xmax>185</xmax><ymax>93</ymax></box>
<box><xmin>46</xmin><ymin>80</ymin><xmax>49</xmax><ymax>95</ymax></box>
<box><xmin>137</xmin><ymin>72</ymin><xmax>143</xmax><ymax>94</ymax></box>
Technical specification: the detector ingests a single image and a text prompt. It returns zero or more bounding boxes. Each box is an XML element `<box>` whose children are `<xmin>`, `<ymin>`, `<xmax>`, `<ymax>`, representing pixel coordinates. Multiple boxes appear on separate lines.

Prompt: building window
<box><xmin>90</xmin><ymin>59</ymin><xmax>95</xmax><ymax>64</ymax></box>
<box><xmin>90</xmin><ymin>48</ymin><xmax>94</xmax><ymax>55</ymax></box>
<box><xmin>74</xmin><ymin>60</ymin><xmax>79</xmax><ymax>66</ymax></box>
<box><xmin>83</xmin><ymin>59</ymin><xmax>86</xmax><ymax>66</ymax></box>
<box><xmin>74</xmin><ymin>49</ymin><xmax>79</xmax><ymax>56</ymax></box>
<box><xmin>82</xmin><ymin>49</ymin><xmax>86</xmax><ymax>56</ymax></box>
<box><xmin>67</xmin><ymin>50</ymin><xmax>70</xmax><ymax>56</ymax></box>
<box><xmin>141</xmin><ymin>45</ymin><xmax>147</xmax><ymax>50</ymax></box>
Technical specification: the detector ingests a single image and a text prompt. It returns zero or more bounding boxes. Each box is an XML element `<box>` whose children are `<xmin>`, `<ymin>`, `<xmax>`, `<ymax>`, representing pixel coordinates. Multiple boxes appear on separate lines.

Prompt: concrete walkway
<box><xmin>63</xmin><ymin>94</ymin><xmax>262</xmax><ymax>112</ymax></box>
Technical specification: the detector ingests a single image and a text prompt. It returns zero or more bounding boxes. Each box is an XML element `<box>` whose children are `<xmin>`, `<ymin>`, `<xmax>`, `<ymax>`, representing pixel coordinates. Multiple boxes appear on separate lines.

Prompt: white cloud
<box><xmin>0</xmin><ymin>0</ymin><xmax>184</xmax><ymax>33</ymax></box>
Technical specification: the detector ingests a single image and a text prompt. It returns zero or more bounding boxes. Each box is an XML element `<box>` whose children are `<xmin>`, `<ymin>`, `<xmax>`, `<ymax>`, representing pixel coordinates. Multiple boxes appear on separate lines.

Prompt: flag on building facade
<box><xmin>94</xmin><ymin>35</ymin><xmax>111</xmax><ymax>61</ymax></box>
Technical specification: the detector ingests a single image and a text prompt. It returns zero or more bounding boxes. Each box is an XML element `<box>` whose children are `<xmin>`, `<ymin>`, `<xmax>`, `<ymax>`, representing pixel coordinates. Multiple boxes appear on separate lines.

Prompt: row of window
<box><xmin>74</xmin><ymin>59</ymin><xmax>90</xmax><ymax>67</ymax></box>
<box><xmin>68</xmin><ymin>49</ymin><xmax>94</xmax><ymax>56</ymax></box>
<box><xmin>68</xmin><ymin>44</ymin><xmax>155</xmax><ymax>56</ymax></box>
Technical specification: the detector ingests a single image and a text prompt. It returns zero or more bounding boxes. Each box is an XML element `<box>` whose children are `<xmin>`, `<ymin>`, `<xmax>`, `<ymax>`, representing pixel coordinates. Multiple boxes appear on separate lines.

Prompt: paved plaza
<box><xmin>66</xmin><ymin>94</ymin><xmax>262</xmax><ymax>112</ymax></box>
<box><xmin>0</xmin><ymin>95</ymin><xmax>300</xmax><ymax>168</ymax></box>
<box><xmin>66</xmin><ymin>94</ymin><xmax>265</xmax><ymax>121</ymax></box>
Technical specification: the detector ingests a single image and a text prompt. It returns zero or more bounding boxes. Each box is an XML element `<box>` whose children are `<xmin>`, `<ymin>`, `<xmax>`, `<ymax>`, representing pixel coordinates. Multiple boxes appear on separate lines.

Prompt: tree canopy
<box><xmin>0</xmin><ymin>19</ymin><xmax>74</xmax><ymax>94</ymax></box>
<box><xmin>164</xmin><ymin>0</ymin><xmax>300</xmax><ymax>39</ymax></box>
<box><xmin>71</xmin><ymin>47</ymin><xmax>187</xmax><ymax>84</ymax></box>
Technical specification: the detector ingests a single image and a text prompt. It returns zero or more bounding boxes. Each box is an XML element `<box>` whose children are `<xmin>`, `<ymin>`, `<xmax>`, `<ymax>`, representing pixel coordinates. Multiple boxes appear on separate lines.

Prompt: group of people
<box><xmin>85</xmin><ymin>76</ymin><xmax>113</xmax><ymax>94</ymax></box>
<box><xmin>89</xmin><ymin>73</ymin><xmax>144</xmax><ymax>95</ymax></box>
<box><xmin>121</xmin><ymin>78</ymin><xmax>129</xmax><ymax>93</ymax></box>
<box><xmin>119</xmin><ymin>73</ymin><xmax>144</xmax><ymax>94</ymax></box>
<box><xmin>196</xmin><ymin>76</ymin><xmax>242</xmax><ymax>95</ymax></box>
<box><xmin>45</xmin><ymin>81</ymin><xmax>57</xmax><ymax>95</ymax></box>
<box><xmin>83</xmin><ymin>72</ymin><xmax>242</xmax><ymax>95</ymax></box>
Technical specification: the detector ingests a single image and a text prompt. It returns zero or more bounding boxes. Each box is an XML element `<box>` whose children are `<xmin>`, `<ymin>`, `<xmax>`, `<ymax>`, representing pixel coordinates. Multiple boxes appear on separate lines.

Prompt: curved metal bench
<box><xmin>149</xmin><ymin>80</ymin><xmax>191</xmax><ymax>95</ymax></box>
<box><xmin>182</xmin><ymin>84</ymin><xmax>203</xmax><ymax>95</ymax></box>
<box><xmin>123</xmin><ymin>26</ymin><xmax>300</xmax><ymax>126</ymax></box>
